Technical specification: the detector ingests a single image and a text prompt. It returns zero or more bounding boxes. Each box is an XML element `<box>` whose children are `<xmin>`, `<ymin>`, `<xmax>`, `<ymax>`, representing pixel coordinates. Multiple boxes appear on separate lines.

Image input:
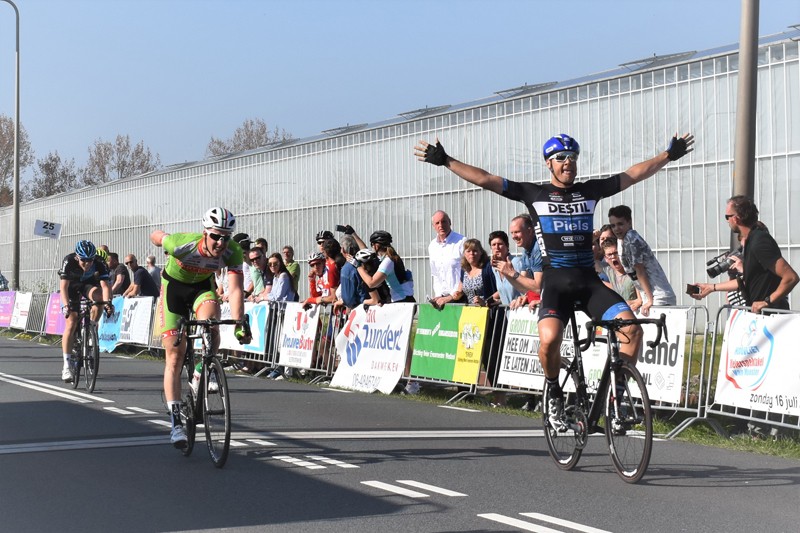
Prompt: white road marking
<box><xmin>126</xmin><ymin>407</ymin><xmax>158</xmax><ymax>414</ymax></box>
<box><xmin>0</xmin><ymin>372</ymin><xmax>114</xmax><ymax>403</ymax></box>
<box><xmin>395</xmin><ymin>480</ymin><xmax>466</xmax><ymax>496</ymax></box>
<box><xmin>361</xmin><ymin>481</ymin><xmax>429</xmax><ymax>498</ymax></box>
<box><xmin>148</xmin><ymin>419</ymin><xmax>172</xmax><ymax>427</ymax></box>
<box><xmin>104</xmin><ymin>406</ymin><xmax>134</xmax><ymax>415</ymax></box>
<box><xmin>273</xmin><ymin>455</ymin><xmax>326</xmax><ymax>469</ymax></box>
<box><xmin>229</xmin><ymin>440</ymin><xmax>248</xmax><ymax>447</ymax></box>
<box><xmin>305</xmin><ymin>455</ymin><xmax>359</xmax><ymax>468</ymax></box>
<box><xmin>520</xmin><ymin>513</ymin><xmax>612</xmax><ymax>533</ymax></box>
<box><xmin>478</xmin><ymin>513</ymin><xmax>562</xmax><ymax>532</ymax></box>
<box><xmin>247</xmin><ymin>439</ymin><xmax>276</xmax><ymax>446</ymax></box>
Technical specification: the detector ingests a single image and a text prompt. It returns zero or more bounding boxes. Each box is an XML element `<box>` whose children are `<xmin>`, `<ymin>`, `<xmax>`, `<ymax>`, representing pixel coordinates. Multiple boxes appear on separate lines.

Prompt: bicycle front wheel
<box><xmin>84</xmin><ymin>325</ymin><xmax>100</xmax><ymax>393</ymax></box>
<box><xmin>605</xmin><ymin>363</ymin><xmax>653</xmax><ymax>483</ymax></box>
<box><xmin>542</xmin><ymin>359</ymin><xmax>587</xmax><ymax>471</ymax></box>
<box><xmin>70</xmin><ymin>334</ymin><xmax>82</xmax><ymax>390</ymax></box>
<box><xmin>203</xmin><ymin>358</ymin><xmax>231</xmax><ymax>468</ymax></box>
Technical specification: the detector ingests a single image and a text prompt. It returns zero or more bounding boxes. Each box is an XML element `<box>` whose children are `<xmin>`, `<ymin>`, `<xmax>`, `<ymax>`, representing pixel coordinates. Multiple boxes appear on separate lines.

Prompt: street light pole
<box><xmin>1</xmin><ymin>0</ymin><xmax>20</xmax><ymax>290</ymax></box>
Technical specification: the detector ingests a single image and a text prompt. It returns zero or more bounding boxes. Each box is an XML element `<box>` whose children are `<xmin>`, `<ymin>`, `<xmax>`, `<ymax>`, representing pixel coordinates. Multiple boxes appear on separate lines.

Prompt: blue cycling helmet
<box><xmin>542</xmin><ymin>134</ymin><xmax>580</xmax><ymax>160</ymax></box>
<box><xmin>75</xmin><ymin>240</ymin><xmax>97</xmax><ymax>260</ymax></box>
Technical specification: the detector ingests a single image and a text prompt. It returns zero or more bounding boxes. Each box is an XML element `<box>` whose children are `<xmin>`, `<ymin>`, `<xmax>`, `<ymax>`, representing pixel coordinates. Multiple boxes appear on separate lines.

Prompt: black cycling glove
<box><xmin>666</xmin><ymin>135</ymin><xmax>689</xmax><ymax>161</ymax></box>
<box><xmin>423</xmin><ymin>141</ymin><xmax>450</xmax><ymax>167</ymax></box>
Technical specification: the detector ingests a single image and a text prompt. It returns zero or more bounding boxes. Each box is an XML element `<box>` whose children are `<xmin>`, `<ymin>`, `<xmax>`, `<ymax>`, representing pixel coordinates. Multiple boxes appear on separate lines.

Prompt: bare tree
<box><xmin>83</xmin><ymin>134</ymin><xmax>161</xmax><ymax>185</ymax></box>
<box><xmin>0</xmin><ymin>114</ymin><xmax>35</xmax><ymax>206</ymax></box>
<box><xmin>26</xmin><ymin>151</ymin><xmax>80</xmax><ymax>199</ymax></box>
<box><xmin>206</xmin><ymin>118</ymin><xmax>292</xmax><ymax>157</ymax></box>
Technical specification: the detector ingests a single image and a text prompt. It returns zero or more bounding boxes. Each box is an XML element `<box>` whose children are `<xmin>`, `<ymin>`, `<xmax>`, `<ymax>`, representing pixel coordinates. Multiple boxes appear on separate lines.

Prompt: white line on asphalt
<box><xmin>229</xmin><ymin>440</ymin><xmax>248</xmax><ymax>447</ymax></box>
<box><xmin>361</xmin><ymin>481</ymin><xmax>429</xmax><ymax>498</ymax></box>
<box><xmin>395</xmin><ymin>480</ymin><xmax>466</xmax><ymax>496</ymax></box>
<box><xmin>0</xmin><ymin>435</ymin><xmax>167</xmax><ymax>455</ymax></box>
<box><xmin>148</xmin><ymin>419</ymin><xmax>172</xmax><ymax>427</ymax></box>
<box><xmin>0</xmin><ymin>372</ymin><xmax>115</xmax><ymax>403</ymax></box>
<box><xmin>126</xmin><ymin>407</ymin><xmax>158</xmax><ymax>414</ymax></box>
<box><xmin>478</xmin><ymin>513</ymin><xmax>562</xmax><ymax>532</ymax></box>
<box><xmin>306</xmin><ymin>455</ymin><xmax>359</xmax><ymax>468</ymax></box>
<box><xmin>247</xmin><ymin>439</ymin><xmax>276</xmax><ymax>446</ymax></box>
<box><xmin>273</xmin><ymin>455</ymin><xmax>326</xmax><ymax>469</ymax></box>
<box><xmin>520</xmin><ymin>513</ymin><xmax>612</xmax><ymax>533</ymax></box>
<box><xmin>104</xmin><ymin>406</ymin><xmax>135</xmax><ymax>415</ymax></box>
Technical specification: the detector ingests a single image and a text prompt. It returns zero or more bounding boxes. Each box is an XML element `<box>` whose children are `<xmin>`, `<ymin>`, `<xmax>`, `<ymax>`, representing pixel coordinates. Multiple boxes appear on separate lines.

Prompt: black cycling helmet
<box><xmin>369</xmin><ymin>230</ymin><xmax>393</xmax><ymax>246</ymax></box>
<box><xmin>75</xmin><ymin>240</ymin><xmax>97</xmax><ymax>260</ymax></box>
<box><xmin>316</xmin><ymin>230</ymin><xmax>334</xmax><ymax>243</ymax></box>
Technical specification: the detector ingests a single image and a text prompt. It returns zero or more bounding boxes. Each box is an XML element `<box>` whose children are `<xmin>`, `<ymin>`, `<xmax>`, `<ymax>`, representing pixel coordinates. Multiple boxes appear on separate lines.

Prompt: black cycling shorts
<box><xmin>67</xmin><ymin>282</ymin><xmax>100</xmax><ymax>309</ymax></box>
<box><xmin>538</xmin><ymin>267</ymin><xmax>630</xmax><ymax>324</ymax></box>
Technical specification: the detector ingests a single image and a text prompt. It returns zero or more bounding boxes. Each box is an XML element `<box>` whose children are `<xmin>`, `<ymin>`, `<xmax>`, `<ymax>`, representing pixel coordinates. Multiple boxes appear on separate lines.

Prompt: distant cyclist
<box><xmin>415</xmin><ymin>132</ymin><xmax>693</xmax><ymax>428</ymax></box>
<box><xmin>150</xmin><ymin>207</ymin><xmax>251</xmax><ymax>448</ymax></box>
<box><xmin>58</xmin><ymin>240</ymin><xmax>113</xmax><ymax>382</ymax></box>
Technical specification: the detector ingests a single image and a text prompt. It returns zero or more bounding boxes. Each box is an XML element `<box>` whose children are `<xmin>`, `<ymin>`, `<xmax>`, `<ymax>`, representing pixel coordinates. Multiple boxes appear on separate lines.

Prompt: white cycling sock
<box><xmin>63</xmin><ymin>353</ymin><xmax>71</xmax><ymax>364</ymax></box>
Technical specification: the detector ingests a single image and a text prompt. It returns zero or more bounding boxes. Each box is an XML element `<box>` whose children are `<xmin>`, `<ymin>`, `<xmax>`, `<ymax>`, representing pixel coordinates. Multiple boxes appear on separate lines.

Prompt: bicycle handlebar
<box><xmin>172</xmin><ymin>315</ymin><xmax>252</xmax><ymax>347</ymax></box>
<box><xmin>578</xmin><ymin>313</ymin><xmax>668</xmax><ymax>350</ymax></box>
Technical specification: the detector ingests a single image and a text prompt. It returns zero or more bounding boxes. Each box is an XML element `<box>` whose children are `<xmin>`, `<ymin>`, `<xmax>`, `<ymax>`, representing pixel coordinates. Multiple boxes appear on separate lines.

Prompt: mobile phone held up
<box><xmin>335</xmin><ymin>225</ymin><xmax>347</xmax><ymax>233</ymax></box>
<box><xmin>686</xmin><ymin>284</ymin><xmax>701</xmax><ymax>295</ymax></box>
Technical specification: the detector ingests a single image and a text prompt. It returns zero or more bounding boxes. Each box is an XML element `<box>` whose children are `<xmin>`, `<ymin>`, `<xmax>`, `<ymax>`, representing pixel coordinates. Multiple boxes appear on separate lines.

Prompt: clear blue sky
<box><xmin>0</xmin><ymin>0</ymin><xmax>798</xmax><ymax>176</ymax></box>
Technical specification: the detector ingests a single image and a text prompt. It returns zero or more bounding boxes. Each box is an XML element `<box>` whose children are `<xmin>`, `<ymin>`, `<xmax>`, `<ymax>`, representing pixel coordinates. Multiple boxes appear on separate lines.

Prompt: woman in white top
<box><xmin>355</xmin><ymin>230</ymin><xmax>415</xmax><ymax>303</ymax></box>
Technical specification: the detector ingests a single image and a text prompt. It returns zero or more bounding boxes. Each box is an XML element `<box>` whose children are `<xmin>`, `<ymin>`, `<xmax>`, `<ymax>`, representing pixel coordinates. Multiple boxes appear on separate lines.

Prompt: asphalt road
<box><xmin>0</xmin><ymin>336</ymin><xmax>798</xmax><ymax>533</ymax></box>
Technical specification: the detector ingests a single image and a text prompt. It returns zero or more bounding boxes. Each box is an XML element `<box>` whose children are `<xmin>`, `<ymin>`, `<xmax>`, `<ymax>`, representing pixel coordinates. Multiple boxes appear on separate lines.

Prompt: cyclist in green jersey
<box><xmin>150</xmin><ymin>207</ymin><xmax>251</xmax><ymax>448</ymax></box>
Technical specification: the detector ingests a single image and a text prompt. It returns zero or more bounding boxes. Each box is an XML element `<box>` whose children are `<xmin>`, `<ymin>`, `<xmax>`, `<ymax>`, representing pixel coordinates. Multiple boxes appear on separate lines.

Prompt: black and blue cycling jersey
<box><xmin>501</xmin><ymin>175</ymin><xmax>621</xmax><ymax>270</ymax></box>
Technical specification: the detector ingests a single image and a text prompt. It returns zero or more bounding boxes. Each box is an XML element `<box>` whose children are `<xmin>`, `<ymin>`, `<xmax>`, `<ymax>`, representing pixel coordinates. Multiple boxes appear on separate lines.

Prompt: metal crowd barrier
<box><xmin>5</xmin><ymin>292</ymin><xmax>797</xmax><ymax>440</ymax></box>
<box><xmin>689</xmin><ymin>305</ymin><xmax>800</xmax><ymax>438</ymax></box>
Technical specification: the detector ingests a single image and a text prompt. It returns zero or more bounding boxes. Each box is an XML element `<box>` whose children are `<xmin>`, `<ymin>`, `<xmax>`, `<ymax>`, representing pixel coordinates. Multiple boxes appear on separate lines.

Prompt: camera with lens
<box><xmin>706</xmin><ymin>250</ymin><xmax>742</xmax><ymax>278</ymax></box>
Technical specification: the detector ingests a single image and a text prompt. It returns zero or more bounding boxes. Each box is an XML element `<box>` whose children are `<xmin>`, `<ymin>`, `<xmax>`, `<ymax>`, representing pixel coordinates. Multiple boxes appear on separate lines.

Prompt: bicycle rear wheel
<box><xmin>203</xmin><ymin>358</ymin><xmax>231</xmax><ymax>468</ymax></box>
<box><xmin>542</xmin><ymin>359</ymin><xmax>587</xmax><ymax>470</ymax></box>
<box><xmin>84</xmin><ymin>324</ymin><xmax>100</xmax><ymax>393</ymax></box>
<box><xmin>180</xmin><ymin>350</ymin><xmax>197</xmax><ymax>457</ymax></box>
<box><xmin>605</xmin><ymin>363</ymin><xmax>653</xmax><ymax>483</ymax></box>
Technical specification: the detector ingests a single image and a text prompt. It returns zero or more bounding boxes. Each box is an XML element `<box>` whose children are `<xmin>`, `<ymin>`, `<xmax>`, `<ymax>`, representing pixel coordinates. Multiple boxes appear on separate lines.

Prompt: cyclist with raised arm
<box><xmin>415</xmin><ymin>132</ymin><xmax>693</xmax><ymax>428</ymax></box>
<box><xmin>150</xmin><ymin>207</ymin><xmax>251</xmax><ymax>448</ymax></box>
<box><xmin>58</xmin><ymin>240</ymin><xmax>113</xmax><ymax>381</ymax></box>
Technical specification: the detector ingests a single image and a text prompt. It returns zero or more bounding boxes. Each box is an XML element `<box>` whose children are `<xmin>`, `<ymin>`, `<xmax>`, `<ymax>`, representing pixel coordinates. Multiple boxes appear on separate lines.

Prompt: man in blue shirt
<box><xmin>339</xmin><ymin>235</ymin><xmax>370</xmax><ymax>310</ymax></box>
<box><xmin>492</xmin><ymin>215</ymin><xmax>543</xmax><ymax>307</ymax></box>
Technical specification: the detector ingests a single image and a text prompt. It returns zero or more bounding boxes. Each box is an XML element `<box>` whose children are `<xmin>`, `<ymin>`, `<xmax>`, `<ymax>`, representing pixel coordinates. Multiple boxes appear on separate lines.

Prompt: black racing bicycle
<box><xmin>543</xmin><ymin>310</ymin><xmax>667</xmax><ymax>483</ymax></box>
<box><xmin>68</xmin><ymin>297</ymin><xmax>112</xmax><ymax>393</ymax></box>
<box><xmin>173</xmin><ymin>316</ymin><xmax>250</xmax><ymax>468</ymax></box>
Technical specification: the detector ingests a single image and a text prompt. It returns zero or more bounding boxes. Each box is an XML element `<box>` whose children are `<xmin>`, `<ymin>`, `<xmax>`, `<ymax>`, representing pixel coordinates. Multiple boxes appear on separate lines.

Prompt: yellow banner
<box><xmin>452</xmin><ymin>306</ymin><xmax>488</xmax><ymax>384</ymax></box>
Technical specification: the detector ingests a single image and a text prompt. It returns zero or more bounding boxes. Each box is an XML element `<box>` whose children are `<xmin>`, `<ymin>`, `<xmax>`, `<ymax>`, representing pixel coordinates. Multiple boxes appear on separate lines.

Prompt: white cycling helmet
<box><xmin>355</xmin><ymin>248</ymin><xmax>376</xmax><ymax>263</ymax></box>
<box><xmin>202</xmin><ymin>207</ymin><xmax>236</xmax><ymax>232</ymax></box>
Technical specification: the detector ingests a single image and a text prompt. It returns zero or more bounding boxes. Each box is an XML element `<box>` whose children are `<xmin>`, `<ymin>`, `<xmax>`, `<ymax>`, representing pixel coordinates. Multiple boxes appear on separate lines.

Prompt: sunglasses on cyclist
<box><xmin>548</xmin><ymin>151</ymin><xmax>578</xmax><ymax>162</ymax></box>
<box><xmin>207</xmin><ymin>232</ymin><xmax>232</xmax><ymax>243</ymax></box>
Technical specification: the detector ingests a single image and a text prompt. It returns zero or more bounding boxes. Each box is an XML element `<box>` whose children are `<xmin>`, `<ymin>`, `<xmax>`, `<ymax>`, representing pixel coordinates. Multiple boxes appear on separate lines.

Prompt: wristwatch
<box><xmin>764</xmin><ymin>295</ymin><xmax>772</xmax><ymax>306</ymax></box>
<box><xmin>512</xmin><ymin>271</ymin><xmax>520</xmax><ymax>280</ymax></box>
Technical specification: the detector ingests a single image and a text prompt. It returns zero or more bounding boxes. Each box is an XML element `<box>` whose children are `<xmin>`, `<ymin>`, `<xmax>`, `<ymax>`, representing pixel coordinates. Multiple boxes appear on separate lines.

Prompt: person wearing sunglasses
<box><xmin>121</xmin><ymin>254</ymin><xmax>160</xmax><ymax>298</ymax></box>
<box><xmin>415</xmin><ymin>131</ymin><xmax>693</xmax><ymax>430</ymax></box>
<box><xmin>265</xmin><ymin>253</ymin><xmax>297</xmax><ymax>302</ymax></box>
<box><xmin>149</xmin><ymin>206</ymin><xmax>251</xmax><ymax>448</ymax></box>
<box><xmin>57</xmin><ymin>240</ymin><xmax>113</xmax><ymax>381</ymax></box>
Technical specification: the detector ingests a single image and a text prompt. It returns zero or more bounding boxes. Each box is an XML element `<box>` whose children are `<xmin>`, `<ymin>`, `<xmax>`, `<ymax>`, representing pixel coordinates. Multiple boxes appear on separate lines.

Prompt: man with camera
<box><xmin>691</xmin><ymin>195</ymin><xmax>798</xmax><ymax>312</ymax></box>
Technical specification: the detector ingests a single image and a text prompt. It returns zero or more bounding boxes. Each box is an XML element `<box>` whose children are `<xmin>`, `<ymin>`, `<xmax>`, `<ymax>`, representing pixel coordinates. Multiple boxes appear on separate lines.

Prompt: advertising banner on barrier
<box><xmin>495</xmin><ymin>306</ymin><xmax>686</xmax><ymax>402</ymax></box>
<box><xmin>10</xmin><ymin>292</ymin><xmax>32</xmax><ymax>330</ymax></box>
<box><xmin>0</xmin><ymin>291</ymin><xmax>16</xmax><ymax>327</ymax></box>
<box><xmin>278</xmin><ymin>302</ymin><xmax>321</xmax><ymax>369</ymax></box>
<box><xmin>635</xmin><ymin>306</ymin><xmax>687</xmax><ymax>404</ymax></box>
<box><xmin>217</xmin><ymin>302</ymin><xmax>269</xmax><ymax>354</ymax></box>
<box><xmin>409</xmin><ymin>304</ymin><xmax>488</xmax><ymax>385</ymax></box>
<box><xmin>714</xmin><ymin>309</ymin><xmax>800</xmax><ymax>416</ymax></box>
<box><xmin>118</xmin><ymin>297</ymin><xmax>154</xmax><ymax>345</ymax></box>
<box><xmin>45</xmin><ymin>292</ymin><xmax>67</xmax><ymax>335</ymax></box>
<box><xmin>496</xmin><ymin>308</ymin><xmax>600</xmax><ymax>391</ymax></box>
<box><xmin>98</xmin><ymin>296</ymin><xmax>125</xmax><ymax>352</ymax></box>
<box><xmin>330</xmin><ymin>303</ymin><xmax>415</xmax><ymax>393</ymax></box>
